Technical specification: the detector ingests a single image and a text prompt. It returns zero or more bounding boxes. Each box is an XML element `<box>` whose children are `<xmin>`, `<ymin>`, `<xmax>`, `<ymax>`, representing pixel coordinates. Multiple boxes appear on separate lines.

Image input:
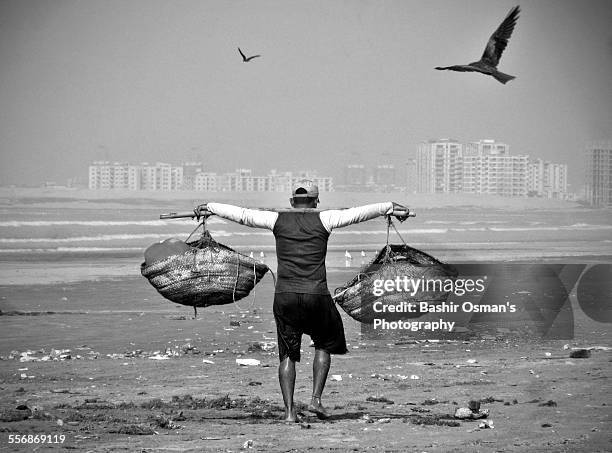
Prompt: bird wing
<box><xmin>480</xmin><ymin>5</ymin><xmax>520</xmax><ymax>67</ymax></box>
<box><xmin>435</xmin><ymin>65</ymin><xmax>478</xmax><ymax>73</ymax></box>
<box><xmin>246</xmin><ymin>54</ymin><xmax>261</xmax><ymax>61</ymax></box>
<box><xmin>238</xmin><ymin>47</ymin><xmax>247</xmax><ymax>61</ymax></box>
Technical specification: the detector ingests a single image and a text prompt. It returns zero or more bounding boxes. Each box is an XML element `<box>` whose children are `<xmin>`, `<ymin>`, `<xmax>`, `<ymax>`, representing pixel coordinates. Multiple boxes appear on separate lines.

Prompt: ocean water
<box><xmin>1</xmin><ymin>202</ymin><xmax>612</xmax><ymax>268</ymax></box>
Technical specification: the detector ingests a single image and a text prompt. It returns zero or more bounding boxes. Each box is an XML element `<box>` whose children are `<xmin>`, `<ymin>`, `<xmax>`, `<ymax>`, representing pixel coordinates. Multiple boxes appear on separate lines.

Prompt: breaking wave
<box><xmin>0</xmin><ymin>218</ymin><xmax>226</xmax><ymax>227</ymax></box>
<box><xmin>0</xmin><ymin>247</ymin><xmax>145</xmax><ymax>253</ymax></box>
<box><xmin>489</xmin><ymin>224</ymin><xmax>612</xmax><ymax>232</ymax></box>
<box><xmin>0</xmin><ymin>233</ymin><xmax>192</xmax><ymax>243</ymax></box>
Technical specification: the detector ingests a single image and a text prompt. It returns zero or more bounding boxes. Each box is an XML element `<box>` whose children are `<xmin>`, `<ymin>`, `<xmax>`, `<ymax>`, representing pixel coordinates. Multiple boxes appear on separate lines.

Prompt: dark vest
<box><xmin>272</xmin><ymin>211</ymin><xmax>330</xmax><ymax>294</ymax></box>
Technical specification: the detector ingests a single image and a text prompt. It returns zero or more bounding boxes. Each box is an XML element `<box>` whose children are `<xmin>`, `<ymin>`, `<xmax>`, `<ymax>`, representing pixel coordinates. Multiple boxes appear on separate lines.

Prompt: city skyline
<box><xmin>0</xmin><ymin>134</ymin><xmax>601</xmax><ymax>192</ymax></box>
<box><xmin>1</xmin><ymin>0</ymin><xmax>611</xmax><ymax>189</ymax></box>
<box><xmin>86</xmin><ymin>137</ymin><xmax>571</xmax><ymax>200</ymax></box>
<box><xmin>24</xmin><ymin>134</ymin><xmax>576</xmax><ymax>189</ymax></box>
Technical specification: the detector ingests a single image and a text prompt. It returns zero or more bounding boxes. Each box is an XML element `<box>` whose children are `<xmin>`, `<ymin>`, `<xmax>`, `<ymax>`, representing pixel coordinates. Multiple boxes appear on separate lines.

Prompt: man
<box><xmin>202</xmin><ymin>180</ymin><xmax>409</xmax><ymax>422</ymax></box>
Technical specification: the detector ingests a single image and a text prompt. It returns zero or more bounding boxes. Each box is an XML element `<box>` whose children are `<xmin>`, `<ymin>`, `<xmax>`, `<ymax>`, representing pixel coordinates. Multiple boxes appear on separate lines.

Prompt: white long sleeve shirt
<box><xmin>206</xmin><ymin>202</ymin><xmax>394</xmax><ymax>232</ymax></box>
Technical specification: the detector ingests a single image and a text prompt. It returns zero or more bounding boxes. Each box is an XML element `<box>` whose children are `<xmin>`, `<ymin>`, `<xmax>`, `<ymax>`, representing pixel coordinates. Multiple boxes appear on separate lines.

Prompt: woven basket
<box><xmin>334</xmin><ymin>244</ymin><xmax>457</xmax><ymax>324</ymax></box>
<box><xmin>141</xmin><ymin>230</ymin><xmax>269</xmax><ymax>308</ymax></box>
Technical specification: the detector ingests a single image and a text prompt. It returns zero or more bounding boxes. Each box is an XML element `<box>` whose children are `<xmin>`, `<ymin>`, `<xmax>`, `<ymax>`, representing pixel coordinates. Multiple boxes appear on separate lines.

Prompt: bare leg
<box><xmin>278</xmin><ymin>356</ymin><xmax>298</xmax><ymax>422</ymax></box>
<box><xmin>308</xmin><ymin>349</ymin><xmax>330</xmax><ymax>419</ymax></box>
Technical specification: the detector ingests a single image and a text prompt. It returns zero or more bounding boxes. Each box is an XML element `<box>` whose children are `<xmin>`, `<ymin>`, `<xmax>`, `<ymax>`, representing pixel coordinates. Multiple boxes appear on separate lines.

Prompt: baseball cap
<box><xmin>291</xmin><ymin>179</ymin><xmax>319</xmax><ymax>198</ymax></box>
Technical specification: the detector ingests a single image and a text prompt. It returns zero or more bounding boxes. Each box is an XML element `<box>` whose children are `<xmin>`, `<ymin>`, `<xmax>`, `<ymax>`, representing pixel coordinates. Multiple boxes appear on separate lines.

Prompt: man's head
<box><xmin>290</xmin><ymin>179</ymin><xmax>319</xmax><ymax>208</ymax></box>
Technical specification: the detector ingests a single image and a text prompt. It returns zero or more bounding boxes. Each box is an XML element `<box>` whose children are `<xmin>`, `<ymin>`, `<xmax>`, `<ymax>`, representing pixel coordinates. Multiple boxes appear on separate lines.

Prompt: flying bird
<box><xmin>238</xmin><ymin>47</ymin><xmax>261</xmax><ymax>62</ymax></box>
<box><xmin>435</xmin><ymin>5</ymin><xmax>520</xmax><ymax>84</ymax></box>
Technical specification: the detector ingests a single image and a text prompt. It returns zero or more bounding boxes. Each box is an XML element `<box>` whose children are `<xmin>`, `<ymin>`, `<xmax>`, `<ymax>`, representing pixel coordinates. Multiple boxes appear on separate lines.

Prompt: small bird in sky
<box><xmin>435</xmin><ymin>5</ymin><xmax>520</xmax><ymax>84</ymax></box>
<box><xmin>238</xmin><ymin>47</ymin><xmax>261</xmax><ymax>62</ymax></box>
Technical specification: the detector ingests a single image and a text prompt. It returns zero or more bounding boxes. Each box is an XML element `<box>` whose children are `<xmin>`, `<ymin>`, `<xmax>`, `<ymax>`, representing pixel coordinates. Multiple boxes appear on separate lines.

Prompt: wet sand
<box><xmin>0</xmin><ymin>268</ymin><xmax>610</xmax><ymax>452</ymax></box>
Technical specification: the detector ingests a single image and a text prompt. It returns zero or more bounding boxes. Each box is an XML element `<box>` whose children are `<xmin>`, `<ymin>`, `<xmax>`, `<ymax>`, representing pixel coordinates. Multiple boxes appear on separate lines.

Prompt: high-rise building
<box><xmin>585</xmin><ymin>141</ymin><xmax>612</xmax><ymax>207</ymax></box>
<box><xmin>140</xmin><ymin>164</ymin><xmax>157</xmax><ymax>191</ymax></box>
<box><xmin>416</xmin><ymin>139</ymin><xmax>463</xmax><ymax>193</ymax></box>
<box><xmin>463</xmin><ymin>140</ymin><xmax>527</xmax><ymax>197</ymax></box>
<box><xmin>415</xmin><ymin>139</ymin><xmax>534</xmax><ymax>197</ymax></box>
<box><xmin>141</xmin><ymin>162</ymin><xmax>183</xmax><ymax>191</ymax></box>
<box><xmin>528</xmin><ymin>158</ymin><xmax>568</xmax><ymax>199</ymax></box>
<box><xmin>194</xmin><ymin>172</ymin><xmax>218</xmax><ymax>191</ymax></box>
<box><xmin>182</xmin><ymin>162</ymin><xmax>203</xmax><ymax>190</ymax></box>
<box><xmin>88</xmin><ymin>161</ymin><xmax>131</xmax><ymax>189</ymax></box>
<box><xmin>127</xmin><ymin>165</ymin><xmax>141</xmax><ymax>190</ymax></box>
<box><xmin>89</xmin><ymin>161</ymin><xmax>184</xmax><ymax>190</ymax></box>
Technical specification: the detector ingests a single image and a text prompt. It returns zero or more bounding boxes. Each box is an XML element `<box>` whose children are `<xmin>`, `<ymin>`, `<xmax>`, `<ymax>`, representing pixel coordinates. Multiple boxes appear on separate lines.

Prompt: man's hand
<box><xmin>391</xmin><ymin>202</ymin><xmax>411</xmax><ymax>222</ymax></box>
<box><xmin>195</xmin><ymin>203</ymin><xmax>213</xmax><ymax>218</ymax></box>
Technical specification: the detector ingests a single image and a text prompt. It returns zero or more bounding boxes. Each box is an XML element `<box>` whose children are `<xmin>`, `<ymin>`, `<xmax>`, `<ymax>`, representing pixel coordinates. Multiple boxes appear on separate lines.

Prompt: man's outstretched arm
<box><xmin>320</xmin><ymin>202</ymin><xmax>407</xmax><ymax>232</ymax></box>
<box><xmin>205</xmin><ymin>203</ymin><xmax>278</xmax><ymax>230</ymax></box>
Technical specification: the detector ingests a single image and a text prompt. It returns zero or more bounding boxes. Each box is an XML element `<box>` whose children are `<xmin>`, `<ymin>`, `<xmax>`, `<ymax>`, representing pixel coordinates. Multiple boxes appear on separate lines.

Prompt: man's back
<box><xmin>273</xmin><ymin>211</ymin><xmax>330</xmax><ymax>295</ymax></box>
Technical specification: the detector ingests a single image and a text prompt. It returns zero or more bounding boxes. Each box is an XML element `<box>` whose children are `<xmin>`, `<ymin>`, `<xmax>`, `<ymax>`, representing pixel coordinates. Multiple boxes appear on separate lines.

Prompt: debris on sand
<box><xmin>236</xmin><ymin>358</ymin><xmax>260</xmax><ymax>366</ymax></box>
<box><xmin>248</xmin><ymin>341</ymin><xmax>276</xmax><ymax>352</ymax></box>
<box><xmin>454</xmin><ymin>407</ymin><xmax>489</xmax><ymax>419</ymax></box>
<box><xmin>166</xmin><ymin>315</ymin><xmax>188</xmax><ymax>320</ymax></box>
<box><xmin>366</xmin><ymin>395</ymin><xmax>395</xmax><ymax>404</ymax></box>
<box><xmin>152</xmin><ymin>414</ymin><xmax>181</xmax><ymax>430</ymax></box>
<box><xmin>538</xmin><ymin>400</ymin><xmax>557</xmax><ymax>407</ymax></box>
<box><xmin>11</xmin><ymin>348</ymin><xmax>78</xmax><ymax>362</ymax></box>
<box><xmin>330</xmin><ymin>374</ymin><xmax>342</xmax><ymax>381</ymax></box>
<box><xmin>411</xmin><ymin>407</ymin><xmax>431</xmax><ymax>413</ymax></box>
<box><xmin>478</xmin><ymin>419</ymin><xmax>494</xmax><ymax>429</ymax></box>
<box><xmin>479</xmin><ymin>396</ymin><xmax>504</xmax><ymax>404</ymax></box>
<box><xmin>371</xmin><ymin>373</ymin><xmax>409</xmax><ymax>382</ymax></box>
<box><xmin>242</xmin><ymin>439</ymin><xmax>254</xmax><ymax>449</ymax></box>
<box><xmin>406</xmin><ymin>414</ymin><xmax>460</xmax><ymax>427</ymax></box>
<box><xmin>0</xmin><ymin>407</ymin><xmax>31</xmax><ymax>422</ymax></box>
<box><xmin>109</xmin><ymin>424</ymin><xmax>156</xmax><ymax>435</ymax></box>
<box><xmin>569</xmin><ymin>345</ymin><xmax>611</xmax><ymax>352</ymax></box>
<box><xmin>181</xmin><ymin>343</ymin><xmax>201</xmax><ymax>354</ymax></box>
<box><xmin>569</xmin><ymin>349</ymin><xmax>591</xmax><ymax>359</ymax></box>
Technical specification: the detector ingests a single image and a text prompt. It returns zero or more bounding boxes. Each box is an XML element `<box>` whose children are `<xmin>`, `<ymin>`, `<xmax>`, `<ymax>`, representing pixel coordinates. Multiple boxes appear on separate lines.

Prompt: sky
<box><xmin>1</xmin><ymin>0</ymin><xmax>611</xmax><ymax>189</ymax></box>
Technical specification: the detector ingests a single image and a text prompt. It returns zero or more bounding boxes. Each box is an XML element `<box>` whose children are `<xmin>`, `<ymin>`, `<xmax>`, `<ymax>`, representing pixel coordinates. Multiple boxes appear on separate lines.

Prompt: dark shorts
<box><xmin>273</xmin><ymin>292</ymin><xmax>348</xmax><ymax>362</ymax></box>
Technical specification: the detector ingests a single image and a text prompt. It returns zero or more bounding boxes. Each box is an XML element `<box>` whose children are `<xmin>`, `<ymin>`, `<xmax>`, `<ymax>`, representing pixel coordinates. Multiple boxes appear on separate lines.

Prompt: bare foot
<box><xmin>307</xmin><ymin>398</ymin><xmax>330</xmax><ymax>420</ymax></box>
<box><xmin>282</xmin><ymin>408</ymin><xmax>300</xmax><ymax>423</ymax></box>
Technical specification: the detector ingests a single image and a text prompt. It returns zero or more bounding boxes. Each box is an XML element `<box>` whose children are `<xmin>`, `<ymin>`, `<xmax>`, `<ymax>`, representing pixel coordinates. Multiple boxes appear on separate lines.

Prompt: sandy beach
<box><xmin>0</xmin><ymin>269</ymin><xmax>611</xmax><ymax>452</ymax></box>
<box><xmin>0</xmin><ymin>191</ymin><xmax>611</xmax><ymax>451</ymax></box>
